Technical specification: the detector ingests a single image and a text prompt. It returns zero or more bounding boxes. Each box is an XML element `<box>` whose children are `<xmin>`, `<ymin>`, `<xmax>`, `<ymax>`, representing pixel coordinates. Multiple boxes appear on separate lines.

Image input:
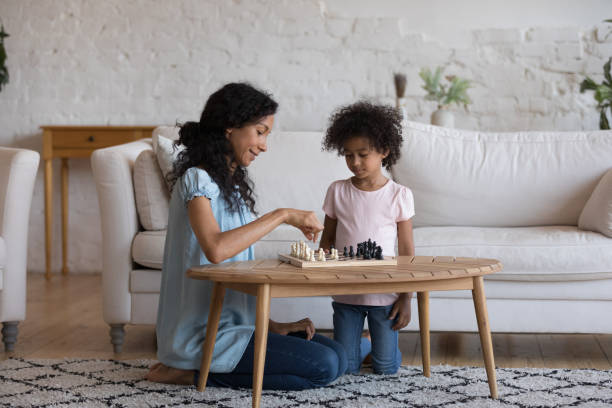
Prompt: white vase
<box><xmin>431</xmin><ymin>108</ymin><xmax>454</xmax><ymax>128</ymax></box>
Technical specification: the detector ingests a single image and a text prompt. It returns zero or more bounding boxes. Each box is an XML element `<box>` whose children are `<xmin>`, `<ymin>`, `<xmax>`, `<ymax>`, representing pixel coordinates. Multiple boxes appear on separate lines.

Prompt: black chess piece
<box><xmin>343</xmin><ymin>246</ymin><xmax>348</xmax><ymax>257</ymax></box>
<box><xmin>363</xmin><ymin>250</ymin><xmax>370</xmax><ymax>260</ymax></box>
<box><xmin>375</xmin><ymin>246</ymin><xmax>383</xmax><ymax>260</ymax></box>
<box><xmin>349</xmin><ymin>245</ymin><xmax>354</xmax><ymax>257</ymax></box>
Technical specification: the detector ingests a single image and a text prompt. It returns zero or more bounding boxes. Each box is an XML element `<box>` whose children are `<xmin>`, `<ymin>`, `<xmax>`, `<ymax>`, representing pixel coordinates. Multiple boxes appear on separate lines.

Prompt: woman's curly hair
<box><xmin>168</xmin><ymin>82</ymin><xmax>278</xmax><ymax>214</ymax></box>
<box><xmin>322</xmin><ymin>101</ymin><xmax>403</xmax><ymax>170</ymax></box>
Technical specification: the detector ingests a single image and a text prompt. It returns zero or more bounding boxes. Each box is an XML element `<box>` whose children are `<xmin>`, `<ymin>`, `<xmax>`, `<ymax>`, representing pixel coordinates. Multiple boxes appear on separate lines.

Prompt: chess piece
<box><xmin>349</xmin><ymin>245</ymin><xmax>354</xmax><ymax>257</ymax></box>
<box><xmin>363</xmin><ymin>250</ymin><xmax>371</xmax><ymax>260</ymax></box>
<box><xmin>375</xmin><ymin>246</ymin><xmax>383</xmax><ymax>260</ymax></box>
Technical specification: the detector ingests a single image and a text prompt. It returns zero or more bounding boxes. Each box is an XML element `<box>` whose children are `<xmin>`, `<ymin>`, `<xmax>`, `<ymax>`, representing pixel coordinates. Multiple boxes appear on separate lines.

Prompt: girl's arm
<box><xmin>188</xmin><ymin>196</ymin><xmax>323</xmax><ymax>264</ymax></box>
<box><xmin>389</xmin><ymin>218</ymin><xmax>415</xmax><ymax>330</ymax></box>
<box><xmin>397</xmin><ymin>219</ymin><xmax>415</xmax><ymax>256</ymax></box>
<box><xmin>318</xmin><ymin>215</ymin><xmax>338</xmax><ymax>251</ymax></box>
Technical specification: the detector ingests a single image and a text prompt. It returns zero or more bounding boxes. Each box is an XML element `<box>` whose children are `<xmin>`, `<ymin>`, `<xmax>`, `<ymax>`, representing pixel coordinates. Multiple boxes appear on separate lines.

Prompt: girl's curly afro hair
<box><xmin>322</xmin><ymin>101</ymin><xmax>403</xmax><ymax>170</ymax></box>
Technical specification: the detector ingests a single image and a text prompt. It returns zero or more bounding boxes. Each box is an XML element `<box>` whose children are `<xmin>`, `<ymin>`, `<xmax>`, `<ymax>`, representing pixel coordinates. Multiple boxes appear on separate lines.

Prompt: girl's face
<box><xmin>342</xmin><ymin>136</ymin><xmax>387</xmax><ymax>180</ymax></box>
<box><xmin>226</xmin><ymin>115</ymin><xmax>274</xmax><ymax>167</ymax></box>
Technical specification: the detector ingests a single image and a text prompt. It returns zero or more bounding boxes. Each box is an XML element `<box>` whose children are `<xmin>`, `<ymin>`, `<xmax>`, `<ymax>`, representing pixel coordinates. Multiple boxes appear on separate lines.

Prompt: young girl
<box><xmin>319</xmin><ymin>101</ymin><xmax>415</xmax><ymax>375</ymax></box>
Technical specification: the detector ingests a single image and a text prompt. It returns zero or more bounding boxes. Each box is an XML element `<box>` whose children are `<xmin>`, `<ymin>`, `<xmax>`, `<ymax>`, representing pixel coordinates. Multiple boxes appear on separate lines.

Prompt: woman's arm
<box><xmin>188</xmin><ymin>196</ymin><xmax>323</xmax><ymax>264</ymax></box>
<box><xmin>318</xmin><ymin>215</ymin><xmax>338</xmax><ymax>251</ymax></box>
<box><xmin>389</xmin><ymin>218</ymin><xmax>416</xmax><ymax>330</ymax></box>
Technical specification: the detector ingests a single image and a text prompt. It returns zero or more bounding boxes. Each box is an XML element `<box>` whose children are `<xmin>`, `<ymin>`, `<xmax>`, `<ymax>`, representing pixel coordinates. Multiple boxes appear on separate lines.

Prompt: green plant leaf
<box><xmin>604</xmin><ymin>57</ymin><xmax>612</xmax><ymax>85</ymax></box>
<box><xmin>600</xmin><ymin>108</ymin><xmax>610</xmax><ymax>129</ymax></box>
<box><xmin>419</xmin><ymin>67</ymin><xmax>445</xmax><ymax>103</ymax></box>
<box><xmin>580</xmin><ymin>77</ymin><xmax>597</xmax><ymax>93</ymax></box>
<box><xmin>594</xmin><ymin>84</ymin><xmax>612</xmax><ymax>105</ymax></box>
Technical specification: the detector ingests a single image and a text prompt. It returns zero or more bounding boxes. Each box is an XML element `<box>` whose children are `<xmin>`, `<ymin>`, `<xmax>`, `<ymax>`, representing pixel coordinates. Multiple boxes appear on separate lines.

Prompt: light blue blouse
<box><xmin>156</xmin><ymin>167</ymin><xmax>256</xmax><ymax>372</ymax></box>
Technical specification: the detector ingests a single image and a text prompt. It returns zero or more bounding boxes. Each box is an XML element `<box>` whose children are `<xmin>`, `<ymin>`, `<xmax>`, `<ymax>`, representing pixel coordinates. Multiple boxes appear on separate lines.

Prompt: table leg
<box><xmin>417</xmin><ymin>291</ymin><xmax>430</xmax><ymax>377</ymax></box>
<box><xmin>472</xmin><ymin>276</ymin><xmax>498</xmax><ymax>399</ymax></box>
<box><xmin>44</xmin><ymin>158</ymin><xmax>53</xmax><ymax>280</ymax></box>
<box><xmin>61</xmin><ymin>158</ymin><xmax>69</xmax><ymax>275</ymax></box>
<box><xmin>197</xmin><ymin>283</ymin><xmax>225</xmax><ymax>392</ymax></box>
<box><xmin>252</xmin><ymin>284</ymin><xmax>270</xmax><ymax>408</ymax></box>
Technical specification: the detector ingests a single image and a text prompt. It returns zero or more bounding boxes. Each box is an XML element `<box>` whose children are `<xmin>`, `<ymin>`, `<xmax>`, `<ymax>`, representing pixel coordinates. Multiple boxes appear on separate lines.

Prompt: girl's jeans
<box><xmin>204</xmin><ymin>331</ymin><xmax>348</xmax><ymax>390</ymax></box>
<box><xmin>332</xmin><ymin>301</ymin><xmax>402</xmax><ymax>374</ymax></box>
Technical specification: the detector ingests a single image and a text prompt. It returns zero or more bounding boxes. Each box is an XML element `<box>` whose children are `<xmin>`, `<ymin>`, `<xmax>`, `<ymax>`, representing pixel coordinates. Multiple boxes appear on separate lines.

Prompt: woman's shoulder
<box><xmin>178</xmin><ymin>167</ymin><xmax>220</xmax><ymax>200</ymax></box>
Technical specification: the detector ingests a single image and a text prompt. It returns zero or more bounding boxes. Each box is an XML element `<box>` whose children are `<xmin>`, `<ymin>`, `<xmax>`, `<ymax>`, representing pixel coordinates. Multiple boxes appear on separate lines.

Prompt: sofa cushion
<box><xmin>579</xmin><ymin>168</ymin><xmax>612</xmax><ymax>238</ymax></box>
<box><xmin>152</xmin><ymin>126</ymin><xmax>180</xmax><ymax>154</ymax></box>
<box><xmin>414</xmin><ymin>226</ymin><xmax>612</xmax><ymax>280</ymax></box>
<box><xmin>133</xmin><ymin>150</ymin><xmax>170</xmax><ymax>230</ymax></box>
<box><xmin>393</xmin><ymin>121</ymin><xmax>612</xmax><ymax>228</ymax></box>
<box><xmin>132</xmin><ymin>230</ymin><xmax>166</xmax><ymax>269</ymax></box>
<box><xmin>155</xmin><ymin>135</ymin><xmax>184</xmax><ymax>190</ymax></box>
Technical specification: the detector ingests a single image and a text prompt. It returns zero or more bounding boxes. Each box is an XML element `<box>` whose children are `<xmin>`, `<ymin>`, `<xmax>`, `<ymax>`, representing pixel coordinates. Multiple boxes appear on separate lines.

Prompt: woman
<box><xmin>146</xmin><ymin>83</ymin><xmax>347</xmax><ymax>389</ymax></box>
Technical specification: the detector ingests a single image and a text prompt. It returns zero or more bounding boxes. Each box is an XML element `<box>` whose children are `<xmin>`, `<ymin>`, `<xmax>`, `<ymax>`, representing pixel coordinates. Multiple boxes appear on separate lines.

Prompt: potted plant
<box><xmin>419</xmin><ymin>66</ymin><xmax>471</xmax><ymax>128</ymax></box>
<box><xmin>0</xmin><ymin>23</ymin><xmax>8</xmax><ymax>92</ymax></box>
<box><xmin>580</xmin><ymin>57</ymin><xmax>612</xmax><ymax>130</ymax></box>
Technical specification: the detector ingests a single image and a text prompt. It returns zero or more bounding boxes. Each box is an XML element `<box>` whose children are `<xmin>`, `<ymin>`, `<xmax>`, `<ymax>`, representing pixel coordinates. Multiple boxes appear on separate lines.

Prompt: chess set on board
<box><xmin>278</xmin><ymin>239</ymin><xmax>397</xmax><ymax>268</ymax></box>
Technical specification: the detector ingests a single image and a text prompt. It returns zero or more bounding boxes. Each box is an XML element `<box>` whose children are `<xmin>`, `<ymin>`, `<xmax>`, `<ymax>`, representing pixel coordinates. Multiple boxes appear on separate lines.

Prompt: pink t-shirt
<box><xmin>322</xmin><ymin>178</ymin><xmax>415</xmax><ymax>306</ymax></box>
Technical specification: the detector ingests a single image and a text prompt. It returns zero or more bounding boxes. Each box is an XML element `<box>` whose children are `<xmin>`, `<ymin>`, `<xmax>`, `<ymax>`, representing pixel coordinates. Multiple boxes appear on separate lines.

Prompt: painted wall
<box><xmin>0</xmin><ymin>0</ymin><xmax>610</xmax><ymax>273</ymax></box>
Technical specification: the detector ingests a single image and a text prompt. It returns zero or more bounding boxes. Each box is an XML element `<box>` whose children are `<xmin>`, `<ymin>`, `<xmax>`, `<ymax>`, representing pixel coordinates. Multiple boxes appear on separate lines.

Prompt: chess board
<box><xmin>278</xmin><ymin>253</ymin><xmax>397</xmax><ymax>268</ymax></box>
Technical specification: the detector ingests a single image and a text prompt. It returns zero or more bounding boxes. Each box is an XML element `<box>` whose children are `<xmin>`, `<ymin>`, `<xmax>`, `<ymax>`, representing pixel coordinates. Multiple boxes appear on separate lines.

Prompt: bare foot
<box><xmin>146</xmin><ymin>362</ymin><xmax>195</xmax><ymax>385</ymax></box>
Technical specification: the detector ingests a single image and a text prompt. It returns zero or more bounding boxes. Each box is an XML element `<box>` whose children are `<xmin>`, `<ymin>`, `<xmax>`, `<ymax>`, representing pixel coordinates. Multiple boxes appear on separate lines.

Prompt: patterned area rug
<box><xmin>1</xmin><ymin>358</ymin><xmax>611</xmax><ymax>407</ymax></box>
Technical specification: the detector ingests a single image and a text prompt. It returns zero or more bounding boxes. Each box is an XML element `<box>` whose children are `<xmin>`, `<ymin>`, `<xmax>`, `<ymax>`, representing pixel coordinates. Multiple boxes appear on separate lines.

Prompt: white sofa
<box><xmin>0</xmin><ymin>147</ymin><xmax>40</xmax><ymax>351</ymax></box>
<box><xmin>92</xmin><ymin>122</ymin><xmax>612</xmax><ymax>352</ymax></box>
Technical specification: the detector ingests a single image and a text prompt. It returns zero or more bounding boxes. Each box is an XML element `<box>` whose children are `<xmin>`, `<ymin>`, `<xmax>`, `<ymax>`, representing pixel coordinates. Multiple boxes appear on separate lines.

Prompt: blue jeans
<box><xmin>203</xmin><ymin>331</ymin><xmax>347</xmax><ymax>390</ymax></box>
<box><xmin>332</xmin><ymin>301</ymin><xmax>402</xmax><ymax>374</ymax></box>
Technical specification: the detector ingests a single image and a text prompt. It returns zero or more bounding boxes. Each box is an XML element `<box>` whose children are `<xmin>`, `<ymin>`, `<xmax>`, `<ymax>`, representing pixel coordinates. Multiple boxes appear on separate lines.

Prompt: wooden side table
<box><xmin>188</xmin><ymin>256</ymin><xmax>502</xmax><ymax>408</ymax></box>
<box><xmin>41</xmin><ymin>125</ymin><xmax>156</xmax><ymax>280</ymax></box>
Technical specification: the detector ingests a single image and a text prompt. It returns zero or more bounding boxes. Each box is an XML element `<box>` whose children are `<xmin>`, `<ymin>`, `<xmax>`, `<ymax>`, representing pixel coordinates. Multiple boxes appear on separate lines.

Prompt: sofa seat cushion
<box><xmin>132</xmin><ymin>230</ymin><xmax>166</xmax><ymax>269</ymax></box>
<box><xmin>414</xmin><ymin>226</ymin><xmax>612</xmax><ymax>280</ymax></box>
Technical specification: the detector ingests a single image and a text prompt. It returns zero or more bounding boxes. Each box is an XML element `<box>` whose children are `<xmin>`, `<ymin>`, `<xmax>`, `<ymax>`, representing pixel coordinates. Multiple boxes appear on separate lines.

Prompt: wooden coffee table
<box><xmin>188</xmin><ymin>256</ymin><xmax>502</xmax><ymax>408</ymax></box>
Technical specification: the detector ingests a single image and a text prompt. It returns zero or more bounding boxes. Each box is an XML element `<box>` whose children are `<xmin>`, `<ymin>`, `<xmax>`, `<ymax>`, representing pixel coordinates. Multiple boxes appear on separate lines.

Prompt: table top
<box><xmin>187</xmin><ymin>256</ymin><xmax>502</xmax><ymax>285</ymax></box>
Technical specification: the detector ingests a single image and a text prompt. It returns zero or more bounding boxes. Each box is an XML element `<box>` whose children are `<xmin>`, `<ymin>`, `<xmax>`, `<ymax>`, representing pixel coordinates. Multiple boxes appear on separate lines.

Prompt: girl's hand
<box><xmin>284</xmin><ymin>209</ymin><xmax>324</xmax><ymax>242</ymax></box>
<box><xmin>389</xmin><ymin>293</ymin><xmax>412</xmax><ymax>331</ymax></box>
<box><xmin>269</xmin><ymin>318</ymin><xmax>315</xmax><ymax>340</ymax></box>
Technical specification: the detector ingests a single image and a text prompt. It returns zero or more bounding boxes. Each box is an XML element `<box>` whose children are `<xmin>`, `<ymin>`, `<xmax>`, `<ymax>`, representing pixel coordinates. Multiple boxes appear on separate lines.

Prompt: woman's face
<box><xmin>226</xmin><ymin>115</ymin><xmax>274</xmax><ymax>167</ymax></box>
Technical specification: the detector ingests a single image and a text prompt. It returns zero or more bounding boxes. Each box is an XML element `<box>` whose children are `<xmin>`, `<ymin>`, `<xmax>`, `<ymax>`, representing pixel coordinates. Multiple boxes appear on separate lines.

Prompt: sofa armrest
<box><xmin>91</xmin><ymin>139</ymin><xmax>152</xmax><ymax>324</ymax></box>
<box><xmin>0</xmin><ymin>147</ymin><xmax>40</xmax><ymax>322</ymax></box>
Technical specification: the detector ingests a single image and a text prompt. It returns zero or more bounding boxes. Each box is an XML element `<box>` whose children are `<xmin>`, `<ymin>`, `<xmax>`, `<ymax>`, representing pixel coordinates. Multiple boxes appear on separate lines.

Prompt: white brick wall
<box><xmin>0</xmin><ymin>0</ymin><xmax>609</xmax><ymax>273</ymax></box>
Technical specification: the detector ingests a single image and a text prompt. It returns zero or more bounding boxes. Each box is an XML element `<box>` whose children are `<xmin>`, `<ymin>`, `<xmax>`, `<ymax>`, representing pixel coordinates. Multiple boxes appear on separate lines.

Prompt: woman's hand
<box><xmin>269</xmin><ymin>318</ymin><xmax>315</xmax><ymax>340</ymax></box>
<box><xmin>389</xmin><ymin>293</ymin><xmax>412</xmax><ymax>331</ymax></box>
<box><xmin>284</xmin><ymin>209</ymin><xmax>324</xmax><ymax>243</ymax></box>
